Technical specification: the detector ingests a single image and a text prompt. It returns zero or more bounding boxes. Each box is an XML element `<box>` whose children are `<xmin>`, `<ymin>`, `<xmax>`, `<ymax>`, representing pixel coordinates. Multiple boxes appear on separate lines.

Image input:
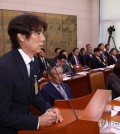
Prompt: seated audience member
<box><xmin>53</xmin><ymin>47</ymin><xmax>61</xmax><ymax>62</ymax></box>
<box><xmin>37</xmin><ymin>48</ymin><xmax>50</xmax><ymax>76</ymax></box>
<box><xmin>79</xmin><ymin>47</ymin><xmax>86</xmax><ymax>66</ymax></box>
<box><xmin>57</xmin><ymin>54</ymin><xmax>74</xmax><ymax>75</ymax></box>
<box><xmin>41</xmin><ymin>65</ymin><xmax>73</xmax><ymax>106</ymax></box>
<box><xmin>107</xmin><ymin>48</ymin><xmax>118</xmax><ymax>65</ymax></box>
<box><xmin>106</xmin><ymin>59</ymin><xmax>120</xmax><ymax>99</ymax></box>
<box><xmin>59</xmin><ymin>49</ymin><xmax>68</xmax><ymax>60</ymax></box>
<box><xmin>91</xmin><ymin>47</ymin><xmax>106</xmax><ymax>69</ymax></box>
<box><xmin>98</xmin><ymin>43</ymin><xmax>107</xmax><ymax>64</ymax></box>
<box><xmin>68</xmin><ymin>48</ymin><xmax>81</xmax><ymax>66</ymax></box>
<box><xmin>104</xmin><ymin>43</ymin><xmax>110</xmax><ymax>59</ymax></box>
<box><xmin>85</xmin><ymin>47</ymin><xmax>94</xmax><ymax>68</ymax></box>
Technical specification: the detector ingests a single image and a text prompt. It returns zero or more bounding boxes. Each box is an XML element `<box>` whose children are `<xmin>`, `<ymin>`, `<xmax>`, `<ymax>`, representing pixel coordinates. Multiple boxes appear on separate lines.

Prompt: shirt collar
<box><xmin>50</xmin><ymin>81</ymin><xmax>60</xmax><ymax>88</ymax></box>
<box><xmin>18</xmin><ymin>49</ymin><xmax>34</xmax><ymax>65</ymax></box>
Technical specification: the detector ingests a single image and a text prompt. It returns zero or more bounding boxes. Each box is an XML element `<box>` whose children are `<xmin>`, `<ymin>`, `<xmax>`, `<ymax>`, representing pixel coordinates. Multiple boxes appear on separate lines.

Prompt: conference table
<box><xmin>63</xmin><ymin>67</ymin><xmax>112</xmax><ymax>98</ymax></box>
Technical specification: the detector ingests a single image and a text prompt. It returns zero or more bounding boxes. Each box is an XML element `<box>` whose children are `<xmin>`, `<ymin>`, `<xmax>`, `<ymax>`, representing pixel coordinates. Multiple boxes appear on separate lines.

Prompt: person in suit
<box><xmin>57</xmin><ymin>54</ymin><xmax>74</xmax><ymax>75</ymax></box>
<box><xmin>85</xmin><ymin>47</ymin><xmax>94</xmax><ymax>68</ymax></box>
<box><xmin>0</xmin><ymin>13</ymin><xmax>63</xmax><ymax>134</ymax></box>
<box><xmin>106</xmin><ymin>59</ymin><xmax>120</xmax><ymax>99</ymax></box>
<box><xmin>53</xmin><ymin>47</ymin><xmax>61</xmax><ymax>62</ymax></box>
<box><xmin>68</xmin><ymin>48</ymin><xmax>81</xmax><ymax>66</ymax></box>
<box><xmin>37</xmin><ymin>48</ymin><xmax>50</xmax><ymax>77</ymax></box>
<box><xmin>107</xmin><ymin>48</ymin><xmax>118</xmax><ymax>65</ymax></box>
<box><xmin>104</xmin><ymin>43</ymin><xmax>110</xmax><ymax>59</ymax></box>
<box><xmin>91</xmin><ymin>47</ymin><xmax>106</xmax><ymax>69</ymax></box>
<box><xmin>59</xmin><ymin>50</ymin><xmax>75</xmax><ymax>75</ymax></box>
<box><xmin>41</xmin><ymin>65</ymin><xmax>73</xmax><ymax>106</ymax></box>
<box><xmin>79</xmin><ymin>47</ymin><xmax>86</xmax><ymax>66</ymax></box>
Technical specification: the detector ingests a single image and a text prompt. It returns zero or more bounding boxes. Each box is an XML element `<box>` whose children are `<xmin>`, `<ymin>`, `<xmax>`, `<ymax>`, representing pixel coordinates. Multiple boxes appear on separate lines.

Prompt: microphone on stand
<box><xmin>53</xmin><ymin>64</ymin><xmax>79</xmax><ymax>120</ymax></box>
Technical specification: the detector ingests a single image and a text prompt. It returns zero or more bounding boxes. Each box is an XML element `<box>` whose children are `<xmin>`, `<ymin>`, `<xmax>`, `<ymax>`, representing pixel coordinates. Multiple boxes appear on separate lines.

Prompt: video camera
<box><xmin>107</xmin><ymin>25</ymin><xmax>115</xmax><ymax>35</ymax></box>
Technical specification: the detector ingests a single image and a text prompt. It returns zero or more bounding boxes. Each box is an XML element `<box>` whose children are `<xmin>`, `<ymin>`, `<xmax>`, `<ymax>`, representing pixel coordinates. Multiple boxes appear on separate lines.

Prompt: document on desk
<box><xmin>111</xmin><ymin>97</ymin><xmax>120</xmax><ymax>133</ymax></box>
<box><xmin>99</xmin><ymin>97</ymin><xmax>120</xmax><ymax>133</ymax></box>
<box><xmin>76</xmin><ymin>71</ymin><xmax>87</xmax><ymax>75</ymax></box>
<box><xmin>63</xmin><ymin>76</ymin><xmax>71</xmax><ymax>81</ymax></box>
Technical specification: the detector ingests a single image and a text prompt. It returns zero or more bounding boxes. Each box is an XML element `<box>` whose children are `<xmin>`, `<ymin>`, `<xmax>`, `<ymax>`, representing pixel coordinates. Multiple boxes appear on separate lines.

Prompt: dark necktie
<box><xmin>42</xmin><ymin>58</ymin><xmax>46</xmax><ymax>69</ymax></box>
<box><xmin>29</xmin><ymin>60</ymin><xmax>34</xmax><ymax>79</ymax></box>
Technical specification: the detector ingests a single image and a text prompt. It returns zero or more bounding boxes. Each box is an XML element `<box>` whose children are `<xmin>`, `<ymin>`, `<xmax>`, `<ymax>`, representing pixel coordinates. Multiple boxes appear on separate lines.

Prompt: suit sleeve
<box><xmin>0</xmin><ymin>65</ymin><xmax>38</xmax><ymax>130</ymax></box>
<box><xmin>106</xmin><ymin>74</ymin><xmax>120</xmax><ymax>95</ymax></box>
<box><xmin>32</xmin><ymin>91</ymin><xmax>52</xmax><ymax>113</ymax></box>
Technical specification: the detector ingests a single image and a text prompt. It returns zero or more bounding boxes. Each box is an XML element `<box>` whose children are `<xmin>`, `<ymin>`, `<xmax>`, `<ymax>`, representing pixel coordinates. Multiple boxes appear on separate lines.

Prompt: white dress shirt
<box><xmin>18</xmin><ymin>49</ymin><xmax>34</xmax><ymax>77</ymax></box>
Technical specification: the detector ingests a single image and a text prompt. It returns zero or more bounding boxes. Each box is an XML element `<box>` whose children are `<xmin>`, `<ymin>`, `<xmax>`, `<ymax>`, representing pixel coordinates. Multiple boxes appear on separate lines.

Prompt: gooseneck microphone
<box><xmin>53</xmin><ymin>66</ymin><xmax>79</xmax><ymax>120</ymax></box>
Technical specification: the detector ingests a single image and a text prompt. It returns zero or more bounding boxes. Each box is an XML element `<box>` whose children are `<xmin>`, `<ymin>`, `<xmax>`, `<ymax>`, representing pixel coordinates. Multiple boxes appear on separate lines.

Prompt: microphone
<box><xmin>53</xmin><ymin>65</ymin><xmax>79</xmax><ymax>120</ymax></box>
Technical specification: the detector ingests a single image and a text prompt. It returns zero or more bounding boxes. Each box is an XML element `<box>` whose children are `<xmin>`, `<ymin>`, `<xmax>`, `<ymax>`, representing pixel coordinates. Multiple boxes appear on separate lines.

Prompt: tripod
<box><xmin>107</xmin><ymin>34</ymin><xmax>117</xmax><ymax>49</ymax></box>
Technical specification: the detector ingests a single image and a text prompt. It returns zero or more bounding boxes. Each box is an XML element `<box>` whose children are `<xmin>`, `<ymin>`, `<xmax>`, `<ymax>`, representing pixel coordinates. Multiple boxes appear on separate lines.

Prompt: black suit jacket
<box><xmin>68</xmin><ymin>55</ymin><xmax>81</xmax><ymax>66</ymax></box>
<box><xmin>107</xmin><ymin>55</ymin><xmax>117</xmax><ymax>65</ymax></box>
<box><xmin>106</xmin><ymin>73</ymin><xmax>120</xmax><ymax>99</ymax></box>
<box><xmin>104</xmin><ymin>51</ymin><xmax>110</xmax><ymax>59</ymax></box>
<box><xmin>62</xmin><ymin>61</ymin><xmax>74</xmax><ymax>75</ymax></box>
<box><xmin>0</xmin><ymin>50</ymin><xmax>51</xmax><ymax>134</ymax></box>
<box><xmin>85</xmin><ymin>54</ymin><xmax>94</xmax><ymax>68</ymax></box>
<box><xmin>38</xmin><ymin>57</ymin><xmax>49</xmax><ymax>74</ymax></box>
<box><xmin>91</xmin><ymin>55</ymin><xmax>106</xmax><ymax>69</ymax></box>
<box><xmin>41</xmin><ymin>81</ymin><xmax>73</xmax><ymax>107</ymax></box>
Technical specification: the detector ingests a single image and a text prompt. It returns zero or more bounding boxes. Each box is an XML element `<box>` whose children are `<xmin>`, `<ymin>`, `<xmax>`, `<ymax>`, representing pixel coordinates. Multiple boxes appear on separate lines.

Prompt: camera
<box><xmin>107</xmin><ymin>26</ymin><xmax>115</xmax><ymax>35</ymax></box>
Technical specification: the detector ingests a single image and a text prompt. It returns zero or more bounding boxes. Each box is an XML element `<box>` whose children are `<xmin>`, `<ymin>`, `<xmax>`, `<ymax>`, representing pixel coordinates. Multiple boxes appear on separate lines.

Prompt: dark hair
<box><xmin>41</xmin><ymin>48</ymin><xmax>46</xmax><ymax>52</ymax></box>
<box><xmin>57</xmin><ymin>53</ymin><xmax>66</xmax><ymax>60</ymax></box>
<box><xmin>8</xmin><ymin>13</ymin><xmax>47</xmax><ymax>49</ymax></box>
<box><xmin>94</xmin><ymin>47</ymin><xmax>100</xmax><ymax>52</ymax></box>
<box><xmin>54</xmin><ymin>48</ymin><xmax>61</xmax><ymax>53</ymax></box>
<box><xmin>109</xmin><ymin>48</ymin><xmax>116</xmax><ymax>53</ymax></box>
<box><xmin>105</xmin><ymin>44</ymin><xmax>110</xmax><ymax>49</ymax></box>
<box><xmin>59</xmin><ymin>49</ymin><xmax>66</xmax><ymax>55</ymax></box>
<box><xmin>113</xmin><ymin>59</ymin><xmax>120</xmax><ymax>76</ymax></box>
<box><xmin>86</xmin><ymin>44</ymin><xmax>90</xmax><ymax>48</ymax></box>
<box><xmin>72</xmin><ymin>48</ymin><xmax>79</xmax><ymax>52</ymax></box>
<box><xmin>80</xmin><ymin>47</ymin><xmax>85</xmax><ymax>53</ymax></box>
<box><xmin>98</xmin><ymin>43</ymin><xmax>104</xmax><ymax>48</ymax></box>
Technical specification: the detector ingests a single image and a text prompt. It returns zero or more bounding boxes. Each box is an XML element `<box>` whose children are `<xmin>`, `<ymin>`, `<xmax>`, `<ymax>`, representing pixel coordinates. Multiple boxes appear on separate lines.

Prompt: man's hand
<box><xmin>38</xmin><ymin>108</ymin><xmax>63</xmax><ymax>127</ymax></box>
<box><xmin>50</xmin><ymin>108</ymin><xmax>63</xmax><ymax>123</ymax></box>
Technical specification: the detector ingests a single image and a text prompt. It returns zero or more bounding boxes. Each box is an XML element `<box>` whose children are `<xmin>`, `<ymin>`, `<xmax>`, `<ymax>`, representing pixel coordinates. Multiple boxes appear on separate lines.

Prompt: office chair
<box><xmin>89</xmin><ymin>72</ymin><xmax>105</xmax><ymax>92</ymax></box>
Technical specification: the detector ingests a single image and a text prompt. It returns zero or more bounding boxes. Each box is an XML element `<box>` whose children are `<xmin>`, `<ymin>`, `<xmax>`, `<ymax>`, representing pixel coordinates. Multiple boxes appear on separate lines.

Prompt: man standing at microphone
<box><xmin>0</xmin><ymin>13</ymin><xmax>63</xmax><ymax>134</ymax></box>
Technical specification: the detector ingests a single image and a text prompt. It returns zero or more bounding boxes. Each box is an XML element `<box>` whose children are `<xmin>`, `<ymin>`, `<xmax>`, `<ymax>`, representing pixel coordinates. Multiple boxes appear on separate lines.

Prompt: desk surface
<box><xmin>64</xmin><ymin>68</ymin><xmax>112</xmax><ymax>98</ymax></box>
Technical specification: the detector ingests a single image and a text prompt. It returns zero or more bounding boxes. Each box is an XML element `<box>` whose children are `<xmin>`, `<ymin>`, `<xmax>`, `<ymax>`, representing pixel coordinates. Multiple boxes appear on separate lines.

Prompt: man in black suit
<box><xmin>108</xmin><ymin>48</ymin><xmax>118</xmax><ymax>65</ymax></box>
<box><xmin>91</xmin><ymin>48</ymin><xmax>106</xmax><ymax>69</ymax></box>
<box><xmin>41</xmin><ymin>65</ymin><xmax>73</xmax><ymax>106</ymax></box>
<box><xmin>104</xmin><ymin>43</ymin><xmax>110</xmax><ymax>60</ymax></box>
<box><xmin>57</xmin><ymin>54</ymin><xmax>74</xmax><ymax>75</ymax></box>
<box><xmin>85</xmin><ymin>47</ymin><xmax>94</xmax><ymax>68</ymax></box>
<box><xmin>37</xmin><ymin>48</ymin><xmax>50</xmax><ymax>77</ymax></box>
<box><xmin>0</xmin><ymin>13</ymin><xmax>63</xmax><ymax>134</ymax></box>
<box><xmin>68</xmin><ymin>48</ymin><xmax>81</xmax><ymax>66</ymax></box>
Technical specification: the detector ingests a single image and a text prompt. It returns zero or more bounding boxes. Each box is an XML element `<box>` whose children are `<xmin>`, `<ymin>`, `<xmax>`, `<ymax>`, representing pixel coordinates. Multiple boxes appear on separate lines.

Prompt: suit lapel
<box><xmin>13</xmin><ymin>50</ymin><xmax>31</xmax><ymax>101</ymax></box>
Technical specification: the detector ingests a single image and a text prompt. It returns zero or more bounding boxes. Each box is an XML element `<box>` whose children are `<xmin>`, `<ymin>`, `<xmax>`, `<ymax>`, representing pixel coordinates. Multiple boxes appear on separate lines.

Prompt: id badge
<box><xmin>34</xmin><ymin>75</ymin><xmax>39</xmax><ymax>95</ymax></box>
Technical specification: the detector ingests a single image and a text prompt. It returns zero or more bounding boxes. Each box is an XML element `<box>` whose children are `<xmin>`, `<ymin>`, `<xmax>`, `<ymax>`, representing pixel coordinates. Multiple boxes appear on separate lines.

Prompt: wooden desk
<box><xmin>64</xmin><ymin>74</ymin><xmax>90</xmax><ymax>98</ymax></box>
<box><xmin>64</xmin><ymin>68</ymin><xmax>112</xmax><ymax>98</ymax></box>
<box><xmin>18</xmin><ymin>89</ymin><xmax>111</xmax><ymax>134</ymax></box>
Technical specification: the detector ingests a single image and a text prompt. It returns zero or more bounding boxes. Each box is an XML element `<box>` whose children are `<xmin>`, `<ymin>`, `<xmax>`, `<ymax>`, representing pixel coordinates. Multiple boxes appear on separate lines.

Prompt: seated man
<box><xmin>107</xmin><ymin>48</ymin><xmax>118</xmax><ymax>65</ymax></box>
<box><xmin>57</xmin><ymin>53</ymin><xmax>74</xmax><ymax>75</ymax></box>
<box><xmin>91</xmin><ymin>47</ymin><xmax>106</xmax><ymax>69</ymax></box>
<box><xmin>41</xmin><ymin>65</ymin><xmax>73</xmax><ymax>106</ymax></box>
